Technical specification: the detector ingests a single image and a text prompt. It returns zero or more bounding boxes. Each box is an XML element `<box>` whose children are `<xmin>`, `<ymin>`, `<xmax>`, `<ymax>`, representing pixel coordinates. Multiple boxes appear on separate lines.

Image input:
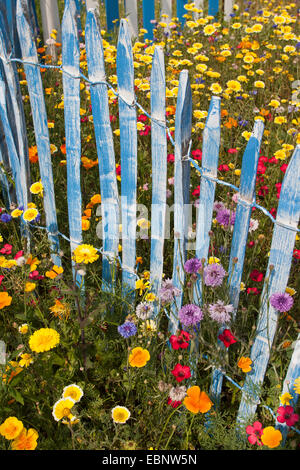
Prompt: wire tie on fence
<box><xmin>274</xmin><ymin>219</ymin><xmax>299</xmax><ymax>233</ymax></box>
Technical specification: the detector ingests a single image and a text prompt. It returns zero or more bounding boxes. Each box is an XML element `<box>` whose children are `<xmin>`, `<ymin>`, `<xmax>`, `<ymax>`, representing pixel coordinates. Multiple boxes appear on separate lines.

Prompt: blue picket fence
<box><xmin>0</xmin><ymin>0</ymin><xmax>299</xmax><ymax>446</ymax></box>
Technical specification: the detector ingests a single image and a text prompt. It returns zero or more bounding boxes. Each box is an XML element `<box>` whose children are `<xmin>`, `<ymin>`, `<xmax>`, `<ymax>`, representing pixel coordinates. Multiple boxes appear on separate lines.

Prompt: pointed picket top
<box><xmin>193</xmin><ymin>95</ymin><xmax>221</xmax><ymax>305</ymax></box>
<box><xmin>237</xmin><ymin>144</ymin><xmax>300</xmax><ymax>426</ymax></box>
<box><xmin>85</xmin><ymin>8</ymin><xmax>120</xmax><ymax>291</ymax></box>
<box><xmin>149</xmin><ymin>46</ymin><xmax>167</xmax><ymax>316</ymax></box>
<box><xmin>117</xmin><ymin>18</ymin><xmax>137</xmax><ymax>297</ymax></box>
<box><xmin>169</xmin><ymin>69</ymin><xmax>192</xmax><ymax>336</ymax></box>
<box><xmin>16</xmin><ymin>0</ymin><xmax>61</xmax><ymax>264</ymax></box>
<box><xmin>0</xmin><ymin>3</ymin><xmax>31</xmax><ymax>211</ymax></box>
<box><xmin>62</xmin><ymin>0</ymin><xmax>82</xmax><ymax>283</ymax></box>
<box><xmin>228</xmin><ymin>119</ymin><xmax>264</xmax><ymax>312</ymax></box>
<box><xmin>275</xmin><ymin>333</ymin><xmax>300</xmax><ymax>445</ymax></box>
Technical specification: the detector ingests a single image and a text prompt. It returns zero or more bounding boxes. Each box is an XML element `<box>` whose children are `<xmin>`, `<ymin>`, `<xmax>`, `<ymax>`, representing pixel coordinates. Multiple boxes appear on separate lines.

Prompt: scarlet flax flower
<box><xmin>276</xmin><ymin>406</ymin><xmax>299</xmax><ymax>427</ymax></box>
<box><xmin>171</xmin><ymin>364</ymin><xmax>191</xmax><ymax>382</ymax></box>
<box><xmin>218</xmin><ymin>329</ymin><xmax>237</xmax><ymax>348</ymax></box>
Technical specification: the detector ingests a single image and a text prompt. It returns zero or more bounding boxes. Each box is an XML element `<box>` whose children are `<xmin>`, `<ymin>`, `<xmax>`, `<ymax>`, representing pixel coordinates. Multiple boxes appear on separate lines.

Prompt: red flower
<box><xmin>191</xmin><ymin>149</ymin><xmax>202</xmax><ymax>160</ymax></box>
<box><xmin>169</xmin><ymin>330</ymin><xmax>191</xmax><ymax>350</ymax></box>
<box><xmin>171</xmin><ymin>364</ymin><xmax>191</xmax><ymax>382</ymax></box>
<box><xmin>280</xmin><ymin>163</ymin><xmax>288</xmax><ymax>173</ymax></box>
<box><xmin>192</xmin><ymin>185</ymin><xmax>201</xmax><ymax>197</ymax></box>
<box><xmin>116</xmin><ymin>164</ymin><xmax>121</xmax><ymax>177</ymax></box>
<box><xmin>218</xmin><ymin>329</ymin><xmax>237</xmax><ymax>348</ymax></box>
<box><xmin>293</xmin><ymin>249</ymin><xmax>300</xmax><ymax>259</ymax></box>
<box><xmin>29</xmin><ymin>270</ymin><xmax>44</xmax><ymax>280</ymax></box>
<box><xmin>218</xmin><ymin>164</ymin><xmax>230</xmax><ymax>172</ymax></box>
<box><xmin>167</xmin><ymin>153</ymin><xmax>175</xmax><ymax>163</ymax></box>
<box><xmin>277</xmin><ymin>406</ymin><xmax>299</xmax><ymax>427</ymax></box>
<box><xmin>247</xmin><ymin>287</ymin><xmax>260</xmax><ymax>295</ymax></box>
<box><xmin>0</xmin><ymin>275</ymin><xmax>4</xmax><ymax>286</ymax></box>
<box><xmin>137</xmin><ymin>114</ymin><xmax>148</xmax><ymax>123</ymax></box>
<box><xmin>228</xmin><ymin>148</ymin><xmax>237</xmax><ymax>154</ymax></box>
<box><xmin>258</xmin><ymin>185</ymin><xmax>269</xmax><ymax>197</ymax></box>
<box><xmin>246</xmin><ymin>421</ymin><xmax>263</xmax><ymax>446</ymax></box>
<box><xmin>0</xmin><ymin>244</ymin><xmax>12</xmax><ymax>255</ymax></box>
<box><xmin>275</xmin><ymin>182</ymin><xmax>282</xmax><ymax>199</ymax></box>
<box><xmin>249</xmin><ymin>269</ymin><xmax>264</xmax><ymax>282</ymax></box>
<box><xmin>167</xmin><ymin>398</ymin><xmax>182</xmax><ymax>408</ymax></box>
<box><xmin>14</xmin><ymin>250</ymin><xmax>24</xmax><ymax>259</ymax></box>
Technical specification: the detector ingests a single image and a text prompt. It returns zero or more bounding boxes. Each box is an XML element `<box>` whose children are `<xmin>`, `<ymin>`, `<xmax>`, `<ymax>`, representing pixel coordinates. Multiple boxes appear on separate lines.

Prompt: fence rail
<box><xmin>0</xmin><ymin>0</ymin><xmax>299</xmax><ymax>446</ymax></box>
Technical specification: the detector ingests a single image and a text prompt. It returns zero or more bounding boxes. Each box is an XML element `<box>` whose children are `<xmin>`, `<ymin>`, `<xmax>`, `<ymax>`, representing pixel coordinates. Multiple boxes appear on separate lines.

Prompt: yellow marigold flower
<box><xmin>72</xmin><ymin>244</ymin><xmax>99</xmax><ymax>264</ymax></box>
<box><xmin>203</xmin><ymin>24</ymin><xmax>216</xmax><ymax>36</ymax></box>
<box><xmin>49</xmin><ymin>299</ymin><xmax>70</xmax><ymax>320</ymax></box>
<box><xmin>210</xmin><ymin>83</ymin><xmax>222</xmax><ymax>94</ymax></box>
<box><xmin>23</xmin><ymin>208</ymin><xmax>39</xmax><ymax>222</ymax></box>
<box><xmin>269</xmin><ymin>99</ymin><xmax>280</xmax><ymax>108</ymax></box>
<box><xmin>129</xmin><ymin>347</ymin><xmax>150</xmax><ymax>367</ymax></box>
<box><xmin>0</xmin><ymin>417</ymin><xmax>23</xmax><ymax>440</ymax></box>
<box><xmin>25</xmin><ymin>282</ymin><xmax>36</xmax><ymax>293</ymax></box>
<box><xmin>82</xmin><ymin>218</ymin><xmax>90</xmax><ymax>231</ymax></box>
<box><xmin>11</xmin><ymin>209</ymin><xmax>23</xmax><ymax>218</ymax></box>
<box><xmin>261</xmin><ymin>426</ymin><xmax>282</xmax><ymax>449</ymax></box>
<box><xmin>254</xmin><ymin>81</ymin><xmax>265</xmax><ymax>88</ymax></box>
<box><xmin>293</xmin><ymin>377</ymin><xmax>300</xmax><ymax>394</ymax></box>
<box><xmin>243</xmin><ymin>54</ymin><xmax>255</xmax><ymax>64</ymax></box>
<box><xmin>30</xmin><ymin>181</ymin><xmax>43</xmax><ymax>195</ymax></box>
<box><xmin>0</xmin><ymin>292</ymin><xmax>12</xmax><ymax>309</ymax></box>
<box><xmin>18</xmin><ymin>324</ymin><xmax>29</xmax><ymax>334</ymax></box>
<box><xmin>29</xmin><ymin>328</ymin><xmax>60</xmax><ymax>353</ymax></box>
<box><xmin>11</xmin><ymin>428</ymin><xmax>38</xmax><ymax>450</ymax></box>
<box><xmin>231</xmin><ymin>23</ymin><xmax>242</xmax><ymax>29</ymax></box>
<box><xmin>184</xmin><ymin>386</ymin><xmax>213</xmax><ymax>414</ymax></box>
<box><xmin>279</xmin><ymin>392</ymin><xmax>293</xmax><ymax>405</ymax></box>
<box><xmin>208</xmin><ymin>256</ymin><xmax>220</xmax><ymax>264</ymax></box>
<box><xmin>145</xmin><ymin>292</ymin><xmax>157</xmax><ymax>302</ymax></box>
<box><xmin>18</xmin><ymin>353</ymin><xmax>33</xmax><ymax>368</ymax></box>
<box><xmin>52</xmin><ymin>397</ymin><xmax>75</xmax><ymax>422</ymax></box>
<box><xmin>237</xmin><ymin>356</ymin><xmax>252</xmax><ymax>373</ymax></box>
<box><xmin>135</xmin><ymin>279</ymin><xmax>150</xmax><ymax>295</ymax></box>
<box><xmin>274</xmin><ymin>116</ymin><xmax>287</xmax><ymax>125</ymax></box>
<box><xmin>226</xmin><ymin>80</ymin><xmax>242</xmax><ymax>92</ymax></box>
<box><xmin>285</xmin><ymin>287</ymin><xmax>296</xmax><ymax>296</ymax></box>
<box><xmin>111</xmin><ymin>406</ymin><xmax>131</xmax><ymax>424</ymax></box>
<box><xmin>45</xmin><ymin>265</ymin><xmax>64</xmax><ymax>279</ymax></box>
<box><xmin>242</xmin><ymin>131</ymin><xmax>252</xmax><ymax>141</ymax></box>
<box><xmin>62</xmin><ymin>384</ymin><xmax>84</xmax><ymax>403</ymax></box>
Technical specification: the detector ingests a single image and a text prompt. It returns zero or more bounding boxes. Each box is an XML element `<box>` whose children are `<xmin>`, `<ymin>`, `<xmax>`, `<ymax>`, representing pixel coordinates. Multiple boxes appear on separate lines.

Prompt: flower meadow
<box><xmin>0</xmin><ymin>0</ymin><xmax>299</xmax><ymax>451</ymax></box>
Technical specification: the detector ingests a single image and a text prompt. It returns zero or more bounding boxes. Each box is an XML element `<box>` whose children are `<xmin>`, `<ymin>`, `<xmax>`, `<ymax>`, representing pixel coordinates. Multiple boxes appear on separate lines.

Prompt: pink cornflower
<box><xmin>277</xmin><ymin>406</ymin><xmax>299</xmax><ymax>427</ymax></box>
<box><xmin>245</xmin><ymin>421</ymin><xmax>263</xmax><ymax>446</ymax></box>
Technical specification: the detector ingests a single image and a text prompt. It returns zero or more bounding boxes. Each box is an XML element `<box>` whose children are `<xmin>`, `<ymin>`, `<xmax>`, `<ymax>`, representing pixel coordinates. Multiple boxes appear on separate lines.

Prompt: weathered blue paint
<box><xmin>16</xmin><ymin>0</ymin><xmax>61</xmax><ymax>264</ymax></box>
<box><xmin>0</xmin><ymin>79</ymin><xmax>23</xmax><ymax>209</ymax></box>
<box><xmin>0</xmin><ymin>4</ymin><xmax>31</xmax><ymax>212</ymax></box>
<box><xmin>236</xmin><ymin>144</ymin><xmax>300</xmax><ymax>427</ymax></box>
<box><xmin>116</xmin><ymin>19</ymin><xmax>137</xmax><ymax>297</ymax></box>
<box><xmin>62</xmin><ymin>0</ymin><xmax>83</xmax><ymax>281</ymax></box>
<box><xmin>276</xmin><ymin>333</ymin><xmax>300</xmax><ymax>445</ymax></box>
<box><xmin>105</xmin><ymin>0</ymin><xmax>119</xmax><ymax>31</ymax></box>
<box><xmin>208</xmin><ymin>0</ymin><xmax>219</xmax><ymax>16</ymax></box>
<box><xmin>85</xmin><ymin>9</ymin><xmax>120</xmax><ymax>291</ymax></box>
<box><xmin>193</xmin><ymin>96</ymin><xmax>221</xmax><ymax>304</ymax></box>
<box><xmin>142</xmin><ymin>0</ymin><xmax>155</xmax><ymax>39</ymax></box>
<box><xmin>149</xmin><ymin>46</ymin><xmax>167</xmax><ymax>316</ymax></box>
<box><xmin>169</xmin><ymin>69</ymin><xmax>192</xmax><ymax>336</ymax></box>
<box><xmin>210</xmin><ymin>120</ymin><xmax>264</xmax><ymax>406</ymax></box>
<box><xmin>229</xmin><ymin>120</ymin><xmax>264</xmax><ymax>313</ymax></box>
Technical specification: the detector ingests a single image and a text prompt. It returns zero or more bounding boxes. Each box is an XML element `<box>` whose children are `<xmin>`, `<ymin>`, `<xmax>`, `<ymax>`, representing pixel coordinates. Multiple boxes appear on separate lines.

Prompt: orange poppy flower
<box><xmin>183</xmin><ymin>386</ymin><xmax>213</xmax><ymax>414</ymax></box>
<box><xmin>0</xmin><ymin>292</ymin><xmax>12</xmax><ymax>309</ymax></box>
<box><xmin>129</xmin><ymin>347</ymin><xmax>150</xmax><ymax>368</ymax></box>
<box><xmin>237</xmin><ymin>356</ymin><xmax>252</xmax><ymax>373</ymax></box>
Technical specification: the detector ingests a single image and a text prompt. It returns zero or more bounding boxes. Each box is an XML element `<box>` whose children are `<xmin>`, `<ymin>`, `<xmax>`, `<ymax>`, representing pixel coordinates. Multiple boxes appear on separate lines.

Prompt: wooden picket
<box><xmin>0</xmin><ymin>0</ymin><xmax>299</xmax><ymax>447</ymax></box>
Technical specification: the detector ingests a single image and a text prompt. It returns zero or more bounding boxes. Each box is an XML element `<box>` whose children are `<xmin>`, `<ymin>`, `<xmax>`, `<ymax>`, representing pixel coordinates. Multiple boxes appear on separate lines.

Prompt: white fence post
<box><xmin>124</xmin><ymin>0</ymin><xmax>138</xmax><ymax>38</ymax></box>
<box><xmin>224</xmin><ymin>0</ymin><xmax>233</xmax><ymax>21</ymax></box>
<box><xmin>86</xmin><ymin>0</ymin><xmax>100</xmax><ymax>14</ymax></box>
<box><xmin>39</xmin><ymin>0</ymin><xmax>61</xmax><ymax>58</ymax></box>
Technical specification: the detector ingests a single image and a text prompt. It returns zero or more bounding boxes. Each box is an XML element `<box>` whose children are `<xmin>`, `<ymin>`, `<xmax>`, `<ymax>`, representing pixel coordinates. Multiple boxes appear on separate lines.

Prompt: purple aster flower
<box><xmin>158</xmin><ymin>279</ymin><xmax>181</xmax><ymax>305</ymax></box>
<box><xmin>179</xmin><ymin>304</ymin><xmax>203</xmax><ymax>327</ymax></box>
<box><xmin>208</xmin><ymin>300</ymin><xmax>234</xmax><ymax>324</ymax></box>
<box><xmin>184</xmin><ymin>257</ymin><xmax>202</xmax><ymax>274</ymax></box>
<box><xmin>216</xmin><ymin>208</ymin><xmax>235</xmax><ymax>228</ymax></box>
<box><xmin>269</xmin><ymin>292</ymin><xmax>294</xmax><ymax>313</ymax></box>
<box><xmin>117</xmin><ymin>321</ymin><xmax>137</xmax><ymax>338</ymax></box>
<box><xmin>203</xmin><ymin>263</ymin><xmax>227</xmax><ymax>287</ymax></box>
